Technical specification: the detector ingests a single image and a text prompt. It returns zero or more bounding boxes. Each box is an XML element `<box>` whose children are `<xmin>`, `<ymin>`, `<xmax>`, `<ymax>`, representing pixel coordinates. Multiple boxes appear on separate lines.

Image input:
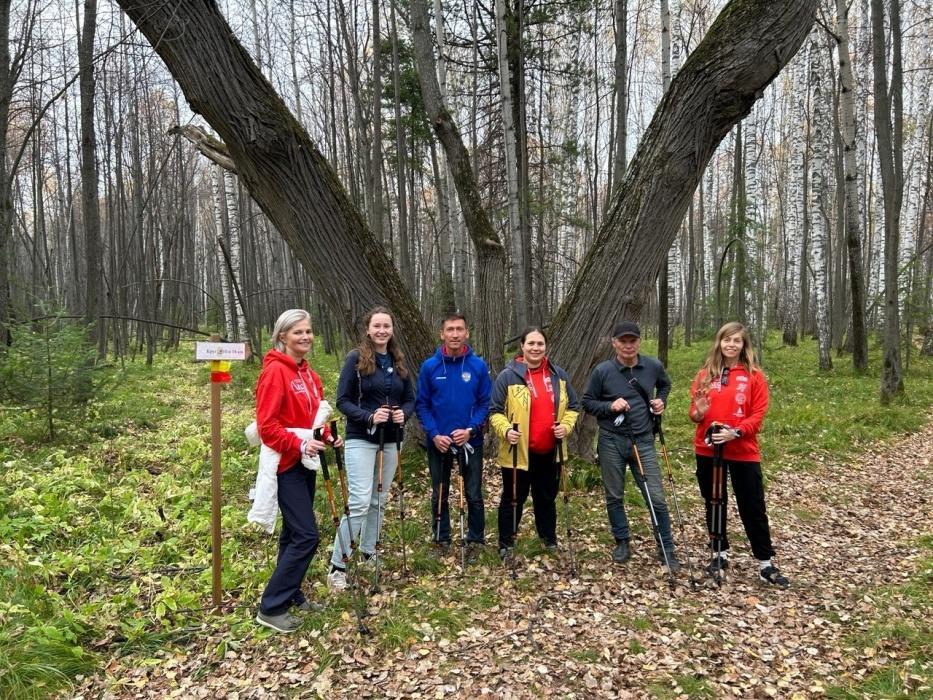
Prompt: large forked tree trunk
<box><xmin>548</xmin><ymin>0</ymin><xmax>816</xmax><ymax>389</ymax></box>
<box><xmin>410</xmin><ymin>0</ymin><xmax>507</xmax><ymax>369</ymax></box>
<box><xmin>114</xmin><ymin>0</ymin><xmax>433</xmax><ymax>365</ymax></box>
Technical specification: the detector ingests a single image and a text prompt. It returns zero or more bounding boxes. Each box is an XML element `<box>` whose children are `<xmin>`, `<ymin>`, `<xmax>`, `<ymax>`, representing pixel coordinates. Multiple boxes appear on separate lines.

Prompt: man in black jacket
<box><xmin>582</xmin><ymin>321</ymin><xmax>680</xmax><ymax>571</ymax></box>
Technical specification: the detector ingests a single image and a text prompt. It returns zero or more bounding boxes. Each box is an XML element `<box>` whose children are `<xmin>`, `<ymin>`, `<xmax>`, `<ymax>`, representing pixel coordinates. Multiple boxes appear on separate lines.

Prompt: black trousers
<box><xmin>695</xmin><ymin>454</ymin><xmax>775</xmax><ymax>561</ymax></box>
<box><xmin>260</xmin><ymin>465</ymin><xmax>319</xmax><ymax>615</ymax></box>
<box><xmin>497</xmin><ymin>450</ymin><xmax>558</xmax><ymax>547</ymax></box>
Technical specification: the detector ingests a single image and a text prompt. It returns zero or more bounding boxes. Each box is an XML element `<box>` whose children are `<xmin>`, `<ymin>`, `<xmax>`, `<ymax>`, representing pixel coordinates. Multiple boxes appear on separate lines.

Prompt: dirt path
<box><xmin>76</xmin><ymin>421</ymin><xmax>932</xmax><ymax>699</ymax></box>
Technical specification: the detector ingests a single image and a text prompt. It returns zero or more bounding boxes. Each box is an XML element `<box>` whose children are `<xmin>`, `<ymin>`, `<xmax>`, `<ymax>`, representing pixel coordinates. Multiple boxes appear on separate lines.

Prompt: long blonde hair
<box><xmin>355</xmin><ymin>306</ymin><xmax>409</xmax><ymax>379</ymax></box>
<box><xmin>697</xmin><ymin>322</ymin><xmax>759</xmax><ymax>394</ymax></box>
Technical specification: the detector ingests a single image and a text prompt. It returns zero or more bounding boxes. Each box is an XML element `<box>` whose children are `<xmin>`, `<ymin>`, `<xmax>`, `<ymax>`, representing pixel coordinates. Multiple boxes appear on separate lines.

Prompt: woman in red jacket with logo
<box><xmin>254</xmin><ymin>309</ymin><xmax>341</xmax><ymax>633</ymax></box>
<box><xmin>688</xmin><ymin>322</ymin><xmax>788</xmax><ymax>587</ymax></box>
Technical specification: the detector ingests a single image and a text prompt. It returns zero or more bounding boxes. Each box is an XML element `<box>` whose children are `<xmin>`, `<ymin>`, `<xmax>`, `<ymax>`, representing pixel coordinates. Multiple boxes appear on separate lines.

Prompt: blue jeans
<box><xmin>329</xmin><ymin>439</ymin><xmax>398</xmax><ymax>568</ymax></box>
<box><xmin>427</xmin><ymin>443</ymin><xmax>485</xmax><ymax>544</ymax></box>
<box><xmin>259</xmin><ymin>465</ymin><xmax>319</xmax><ymax>615</ymax></box>
<box><xmin>597</xmin><ymin>431</ymin><xmax>674</xmax><ymax>555</ymax></box>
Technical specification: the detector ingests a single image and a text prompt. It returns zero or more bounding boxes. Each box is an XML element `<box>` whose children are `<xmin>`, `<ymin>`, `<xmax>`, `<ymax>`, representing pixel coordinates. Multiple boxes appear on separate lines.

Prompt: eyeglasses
<box><xmin>720</xmin><ymin>367</ymin><xmax>730</xmax><ymax>387</ymax></box>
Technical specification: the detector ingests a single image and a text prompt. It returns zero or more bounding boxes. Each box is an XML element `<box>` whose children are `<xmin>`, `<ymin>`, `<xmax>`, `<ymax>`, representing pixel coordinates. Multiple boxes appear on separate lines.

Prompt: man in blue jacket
<box><xmin>416</xmin><ymin>313</ymin><xmax>492</xmax><ymax>556</ymax></box>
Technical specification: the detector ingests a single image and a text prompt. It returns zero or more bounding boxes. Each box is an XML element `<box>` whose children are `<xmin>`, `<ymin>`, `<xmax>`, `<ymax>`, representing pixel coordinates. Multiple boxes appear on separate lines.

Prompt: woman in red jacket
<box><xmin>688</xmin><ymin>322</ymin><xmax>788</xmax><ymax>587</ymax></box>
<box><xmin>254</xmin><ymin>309</ymin><xmax>342</xmax><ymax>633</ymax></box>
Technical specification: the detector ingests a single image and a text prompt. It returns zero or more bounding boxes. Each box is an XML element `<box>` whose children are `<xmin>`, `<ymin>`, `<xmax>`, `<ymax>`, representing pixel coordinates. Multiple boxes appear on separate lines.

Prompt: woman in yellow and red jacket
<box><xmin>489</xmin><ymin>327</ymin><xmax>579</xmax><ymax>558</ymax></box>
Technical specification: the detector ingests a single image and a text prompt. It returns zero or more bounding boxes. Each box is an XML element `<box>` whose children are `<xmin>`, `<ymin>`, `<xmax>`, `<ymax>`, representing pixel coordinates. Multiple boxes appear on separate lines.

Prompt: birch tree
<box><xmin>810</xmin><ymin>35</ymin><xmax>832</xmax><ymax>370</ymax></box>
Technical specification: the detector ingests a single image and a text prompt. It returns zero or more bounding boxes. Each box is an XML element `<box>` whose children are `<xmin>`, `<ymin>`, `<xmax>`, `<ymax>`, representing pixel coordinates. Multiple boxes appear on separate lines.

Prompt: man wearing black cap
<box><xmin>581</xmin><ymin>321</ymin><xmax>680</xmax><ymax>571</ymax></box>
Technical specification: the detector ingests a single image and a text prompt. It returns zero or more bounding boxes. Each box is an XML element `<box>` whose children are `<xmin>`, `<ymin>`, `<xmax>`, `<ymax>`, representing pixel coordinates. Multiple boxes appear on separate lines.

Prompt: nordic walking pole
<box><xmin>372</xmin><ymin>415</ymin><xmax>386</xmax><ymax>593</ymax></box>
<box><xmin>453</xmin><ymin>444</ymin><xmax>467</xmax><ymax>574</ymax></box>
<box><xmin>434</xmin><ymin>451</ymin><xmax>448</xmax><ymax>550</ymax></box>
<box><xmin>555</xmin><ymin>436</ymin><xmax>576</xmax><ymax>578</ymax></box>
<box><xmin>654</xmin><ymin>415</ymin><xmax>699</xmax><ymax>588</ymax></box>
<box><xmin>317</xmin><ymin>428</ymin><xmax>370</xmax><ymax>635</ymax></box>
<box><xmin>329</xmin><ymin>420</ymin><xmax>370</xmax><ymax>632</ymax></box>
<box><xmin>392</xmin><ymin>408</ymin><xmax>408</xmax><ymax>578</ymax></box>
<box><xmin>707</xmin><ymin>422</ymin><xmax>727</xmax><ymax>586</ymax></box>
<box><xmin>630</xmin><ymin>437</ymin><xmax>676</xmax><ymax>587</ymax></box>
<box><xmin>509</xmin><ymin>421</ymin><xmax>519</xmax><ymax>580</ymax></box>
<box><xmin>330</xmin><ymin>420</ymin><xmax>356</xmax><ymax>553</ymax></box>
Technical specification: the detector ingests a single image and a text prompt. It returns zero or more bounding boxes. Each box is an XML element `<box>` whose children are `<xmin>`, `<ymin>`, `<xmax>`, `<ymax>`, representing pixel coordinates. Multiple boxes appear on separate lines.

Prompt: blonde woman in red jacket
<box><xmin>254</xmin><ymin>309</ymin><xmax>342</xmax><ymax>633</ymax></box>
<box><xmin>688</xmin><ymin>322</ymin><xmax>788</xmax><ymax>587</ymax></box>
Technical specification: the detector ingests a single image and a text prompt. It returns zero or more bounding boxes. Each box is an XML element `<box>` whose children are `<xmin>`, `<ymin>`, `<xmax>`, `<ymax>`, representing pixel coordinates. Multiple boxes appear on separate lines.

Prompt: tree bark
<box><xmin>548</xmin><ymin>0</ymin><xmax>817</xmax><ymax>389</ymax></box>
<box><xmin>114</xmin><ymin>0</ymin><xmax>433</xmax><ymax>366</ymax></box>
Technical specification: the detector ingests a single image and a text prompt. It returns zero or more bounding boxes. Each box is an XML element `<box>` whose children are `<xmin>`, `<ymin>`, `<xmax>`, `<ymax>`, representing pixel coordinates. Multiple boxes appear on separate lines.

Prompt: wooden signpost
<box><xmin>196</xmin><ymin>336</ymin><xmax>249</xmax><ymax>611</ymax></box>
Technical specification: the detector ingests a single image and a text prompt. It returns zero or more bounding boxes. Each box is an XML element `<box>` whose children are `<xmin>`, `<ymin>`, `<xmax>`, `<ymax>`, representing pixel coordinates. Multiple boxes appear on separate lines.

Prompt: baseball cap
<box><xmin>611</xmin><ymin>321</ymin><xmax>641</xmax><ymax>339</ymax></box>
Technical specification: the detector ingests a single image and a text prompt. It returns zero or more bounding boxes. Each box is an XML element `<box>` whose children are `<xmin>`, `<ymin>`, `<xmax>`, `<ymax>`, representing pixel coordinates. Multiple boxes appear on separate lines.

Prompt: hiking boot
<box><xmin>758</xmin><ymin>565</ymin><xmax>789</xmax><ymax>587</ymax></box>
<box><xmin>498</xmin><ymin>545</ymin><xmax>513</xmax><ymax>562</ymax></box>
<box><xmin>705</xmin><ymin>555</ymin><xmax>729</xmax><ymax>579</ymax></box>
<box><xmin>295</xmin><ymin>599</ymin><xmax>325</xmax><ymax>613</ymax></box>
<box><xmin>433</xmin><ymin>541</ymin><xmax>451</xmax><ymax>557</ymax></box>
<box><xmin>611</xmin><ymin>539</ymin><xmax>631</xmax><ymax>564</ymax></box>
<box><xmin>255</xmin><ymin>610</ymin><xmax>301</xmax><ymax>633</ymax></box>
<box><xmin>542</xmin><ymin>538</ymin><xmax>558</xmax><ymax>552</ymax></box>
<box><xmin>327</xmin><ymin>567</ymin><xmax>348</xmax><ymax>592</ymax></box>
<box><xmin>661</xmin><ymin>553</ymin><xmax>682</xmax><ymax>573</ymax></box>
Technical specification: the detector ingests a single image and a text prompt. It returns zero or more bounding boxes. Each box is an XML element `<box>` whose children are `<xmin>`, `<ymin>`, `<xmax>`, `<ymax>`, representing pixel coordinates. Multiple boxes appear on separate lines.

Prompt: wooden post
<box><xmin>209</xmin><ymin>333</ymin><xmax>223</xmax><ymax>612</ymax></box>
<box><xmin>196</xmin><ymin>336</ymin><xmax>248</xmax><ymax>613</ymax></box>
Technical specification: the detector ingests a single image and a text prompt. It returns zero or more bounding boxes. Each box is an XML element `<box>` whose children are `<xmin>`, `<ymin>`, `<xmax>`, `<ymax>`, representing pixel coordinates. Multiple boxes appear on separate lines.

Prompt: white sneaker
<box><xmin>327</xmin><ymin>568</ymin><xmax>347</xmax><ymax>592</ymax></box>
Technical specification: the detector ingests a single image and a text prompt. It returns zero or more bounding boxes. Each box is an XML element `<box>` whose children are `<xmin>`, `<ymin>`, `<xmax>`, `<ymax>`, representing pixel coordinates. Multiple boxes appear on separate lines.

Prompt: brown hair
<box><xmin>440</xmin><ymin>312</ymin><xmax>468</xmax><ymax>328</ymax></box>
<box><xmin>355</xmin><ymin>306</ymin><xmax>409</xmax><ymax>379</ymax></box>
<box><xmin>697</xmin><ymin>321</ymin><xmax>759</xmax><ymax>394</ymax></box>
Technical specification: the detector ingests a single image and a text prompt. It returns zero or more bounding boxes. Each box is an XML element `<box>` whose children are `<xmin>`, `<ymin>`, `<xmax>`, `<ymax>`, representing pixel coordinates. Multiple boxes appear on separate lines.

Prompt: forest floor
<box><xmin>71</xmin><ymin>412</ymin><xmax>932</xmax><ymax>699</ymax></box>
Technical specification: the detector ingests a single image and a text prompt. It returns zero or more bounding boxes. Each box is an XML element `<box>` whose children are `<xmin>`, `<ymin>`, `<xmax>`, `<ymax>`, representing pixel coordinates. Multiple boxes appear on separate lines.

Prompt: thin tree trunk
<box><xmin>612</xmin><ymin>0</ymin><xmax>628</xmax><ymax>195</ymax></box>
<box><xmin>79</xmin><ymin>0</ymin><xmax>102</xmax><ymax>355</ymax></box>
<box><xmin>835</xmin><ymin>0</ymin><xmax>868</xmax><ymax>370</ymax></box>
<box><xmin>371</xmin><ymin>0</ymin><xmax>384</xmax><ymax>241</ymax></box>
<box><xmin>810</xmin><ymin>36</ymin><xmax>832</xmax><ymax>370</ymax></box>
<box><xmin>872</xmin><ymin>0</ymin><xmax>904</xmax><ymax>402</ymax></box>
<box><xmin>496</xmin><ymin>0</ymin><xmax>527</xmax><ymax>330</ymax></box>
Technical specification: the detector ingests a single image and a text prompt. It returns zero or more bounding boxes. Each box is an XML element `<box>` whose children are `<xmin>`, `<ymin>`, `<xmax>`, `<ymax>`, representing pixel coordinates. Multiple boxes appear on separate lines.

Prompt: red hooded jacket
<box><xmin>689</xmin><ymin>365</ymin><xmax>769</xmax><ymax>462</ymax></box>
<box><xmin>256</xmin><ymin>349</ymin><xmax>328</xmax><ymax>473</ymax></box>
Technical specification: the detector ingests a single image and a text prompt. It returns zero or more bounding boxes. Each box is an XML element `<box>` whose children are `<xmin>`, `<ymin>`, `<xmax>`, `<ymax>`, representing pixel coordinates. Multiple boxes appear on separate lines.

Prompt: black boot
<box><xmin>612</xmin><ymin>539</ymin><xmax>631</xmax><ymax>564</ymax></box>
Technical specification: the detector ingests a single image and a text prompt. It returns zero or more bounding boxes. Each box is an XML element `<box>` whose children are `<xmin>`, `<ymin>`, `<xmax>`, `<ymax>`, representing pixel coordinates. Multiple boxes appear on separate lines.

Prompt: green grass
<box><xmin>824</xmin><ymin>538</ymin><xmax>933</xmax><ymax>699</ymax></box>
<box><xmin>1</xmin><ymin>333</ymin><xmax>932</xmax><ymax>695</ymax></box>
<box><xmin>648</xmin><ymin>674</ymin><xmax>716</xmax><ymax>699</ymax></box>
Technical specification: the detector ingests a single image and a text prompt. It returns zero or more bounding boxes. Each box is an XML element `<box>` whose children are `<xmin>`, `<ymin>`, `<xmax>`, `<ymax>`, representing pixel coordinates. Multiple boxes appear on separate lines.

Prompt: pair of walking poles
<box><xmin>433</xmin><ymin>443</ymin><xmax>470</xmax><ymax>572</ymax></box>
<box><xmin>316</xmin><ymin>411</ymin><xmax>406</xmax><ymax>636</ymax></box>
<box><xmin>373</xmin><ymin>407</ymin><xmax>409</xmax><ymax>586</ymax></box>
<box><xmin>505</xmin><ymin>421</ymin><xmax>578</xmax><ymax>580</ymax></box>
<box><xmin>622</xmin><ymin>411</ymin><xmax>698</xmax><ymax>589</ymax></box>
<box><xmin>316</xmin><ymin>421</ymin><xmax>370</xmax><ymax>635</ymax></box>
